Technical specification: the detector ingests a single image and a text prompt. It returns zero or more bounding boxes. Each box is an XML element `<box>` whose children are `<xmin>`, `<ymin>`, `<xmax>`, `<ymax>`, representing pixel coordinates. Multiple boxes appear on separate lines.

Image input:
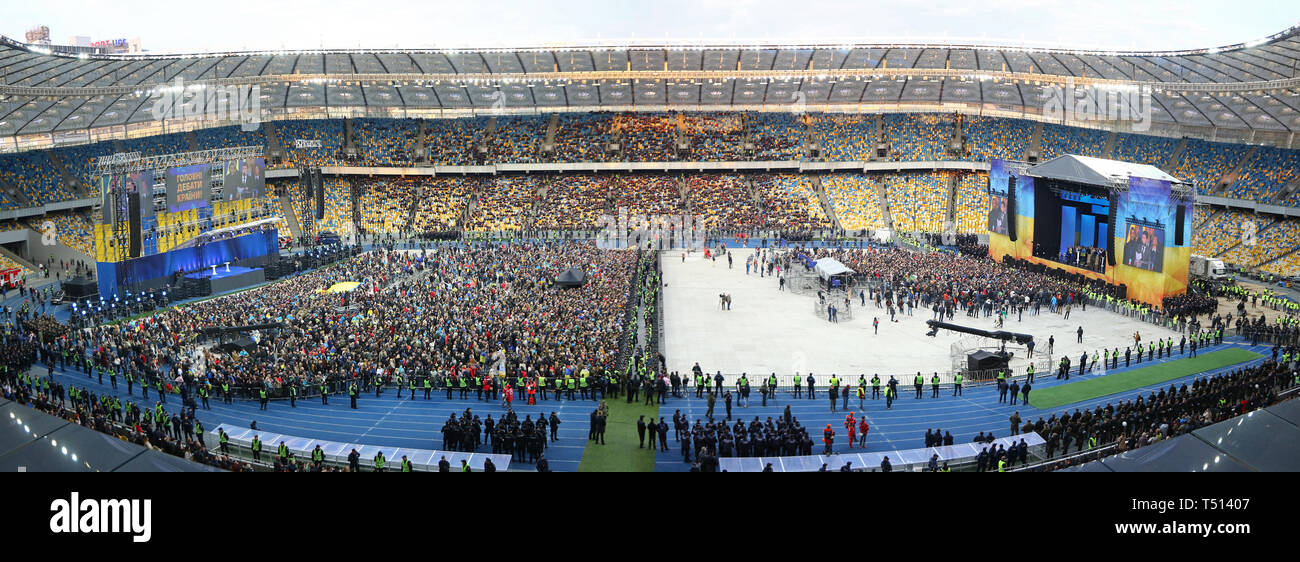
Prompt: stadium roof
<box><xmin>1061</xmin><ymin>399</ymin><xmax>1300</xmax><ymax>472</ymax></box>
<box><xmin>3</xmin><ymin>24</ymin><xmax>1300</xmax><ymax>138</ymax></box>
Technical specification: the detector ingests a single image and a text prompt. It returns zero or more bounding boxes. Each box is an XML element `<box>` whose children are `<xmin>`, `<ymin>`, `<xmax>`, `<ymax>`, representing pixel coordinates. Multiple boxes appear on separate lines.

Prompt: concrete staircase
<box><xmin>277</xmin><ymin>193</ymin><xmax>303</xmax><ymax>240</ymax></box>
<box><xmin>264</xmin><ymin>121</ymin><xmax>286</xmax><ymax>162</ymax></box>
<box><xmin>47</xmin><ymin>150</ymin><xmax>84</xmax><ymax>197</ymax></box>
<box><xmin>810</xmin><ymin>176</ymin><xmax>842</xmax><ymax>230</ymax></box>
<box><xmin>1213</xmin><ymin>217</ymin><xmax>1275</xmax><ymax>260</ymax></box>
<box><xmin>542</xmin><ymin>114</ymin><xmax>559</xmax><ymax>157</ymax></box>
<box><xmin>944</xmin><ymin>173</ymin><xmax>960</xmax><ymax>233</ymax></box>
<box><xmin>413</xmin><ymin>119</ymin><xmax>428</xmax><ymax>164</ymax></box>
<box><xmin>406</xmin><ymin>180</ymin><xmax>424</xmax><ymax>230</ymax></box>
<box><xmin>1101</xmin><ymin>130</ymin><xmax>1117</xmax><ymax>159</ymax></box>
<box><xmin>1254</xmin><ymin>244</ymin><xmax>1300</xmax><ymax>272</ymax></box>
<box><xmin>1025</xmin><ymin>121</ymin><xmax>1044</xmax><ymax>162</ymax></box>
<box><xmin>1213</xmin><ymin>145</ymin><xmax>1260</xmax><ymax>195</ymax></box>
<box><xmin>1165</xmin><ymin>137</ymin><xmax>1189</xmax><ymax>171</ymax></box>
<box><xmin>871</xmin><ymin>115</ymin><xmax>885</xmax><ymax>161</ymax></box>
<box><xmin>0</xmin><ymin>245</ymin><xmax>38</xmax><ymax>271</ymax></box>
<box><xmin>1268</xmin><ymin>177</ymin><xmax>1300</xmax><ymax>204</ymax></box>
<box><xmin>876</xmin><ymin>176</ymin><xmax>894</xmax><ymax>230</ymax></box>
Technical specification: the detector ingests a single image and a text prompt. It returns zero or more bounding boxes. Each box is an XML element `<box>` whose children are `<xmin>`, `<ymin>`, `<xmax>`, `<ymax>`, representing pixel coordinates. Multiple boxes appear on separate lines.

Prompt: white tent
<box><xmin>814</xmin><ymin>258</ymin><xmax>855</xmax><ymax>282</ymax></box>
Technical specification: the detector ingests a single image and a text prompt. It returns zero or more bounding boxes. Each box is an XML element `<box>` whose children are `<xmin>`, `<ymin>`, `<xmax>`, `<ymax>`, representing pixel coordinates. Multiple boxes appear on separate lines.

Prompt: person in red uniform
<box><xmin>858</xmin><ymin>419</ymin><xmax>869</xmax><ymax>448</ymax></box>
<box><xmin>526</xmin><ymin>380</ymin><xmax>537</xmax><ymax>405</ymax></box>
<box><xmin>822</xmin><ymin>424</ymin><xmax>835</xmax><ymax>454</ymax></box>
<box><xmin>844</xmin><ymin>412</ymin><xmax>857</xmax><ymax>448</ymax></box>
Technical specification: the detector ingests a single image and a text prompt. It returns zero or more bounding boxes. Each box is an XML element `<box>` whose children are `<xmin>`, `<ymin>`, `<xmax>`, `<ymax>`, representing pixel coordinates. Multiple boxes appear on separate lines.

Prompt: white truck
<box><xmin>1190</xmin><ymin>255</ymin><xmax>1228</xmax><ymax>280</ymax></box>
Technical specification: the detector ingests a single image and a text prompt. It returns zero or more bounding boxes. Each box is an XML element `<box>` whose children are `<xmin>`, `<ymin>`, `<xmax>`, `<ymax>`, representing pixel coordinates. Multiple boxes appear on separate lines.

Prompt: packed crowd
<box><xmin>1</xmin><ymin>337</ymin><xmax>256</xmax><ymax>472</ymax></box>
<box><xmin>1038</xmin><ymin>360</ymin><xmax>1296</xmax><ymax>470</ymax></box>
<box><xmin>42</xmin><ymin>242</ymin><xmax>636</xmax><ymax>404</ymax></box>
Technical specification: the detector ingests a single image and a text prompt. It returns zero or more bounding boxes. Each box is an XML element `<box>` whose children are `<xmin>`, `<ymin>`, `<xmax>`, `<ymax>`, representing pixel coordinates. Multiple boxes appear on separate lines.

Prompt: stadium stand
<box><xmin>752</xmin><ymin>174</ymin><xmax>831</xmax><ymax>230</ymax></box>
<box><xmin>1225</xmin><ymin>146</ymin><xmax>1300</xmax><ymax>202</ymax></box>
<box><xmin>1191</xmin><ymin>209</ymin><xmax>1253</xmax><ymax>258</ymax></box>
<box><xmin>1111</xmin><ymin>132</ymin><xmax>1179</xmax><ymax>168</ymax></box>
<box><xmin>811</xmin><ymin>114</ymin><xmax>875</xmax><ymax>161</ymax></box>
<box><xmin>315</xmin><ymin>177</ymin><xmax>353</xmax><ymax>234</ymax></box>
<box><xmin>685</xmin><ymin>174</ymin><xmax>763</xmax><ymax>230</ymax></box>
<box><xmin>614</xmin><ymin>113</ymin><xmax>679</xmax><ymax>162</ymax></box>
<box><xmin>409</xmin><ymin>176</ymin><xmax>477</xmax><ymax>232</ymax></box>
<box><xmin>882</xmin><ymin>113</ymin><xmax>956</xmax><ymax>161</ymax></box>
<box><xmin>1219</xmin><ymin>218</ymin><xmax>1300</xmax><ymax>269</ymax></box>
<box><xmin>552</xmin><ymin>113</ymin><xmax>612</xmax><ymax>163</ymax></box>
<box><xmin>275</xmin><ymin>119</ymin><xmax>344</xmax><ymax>168</ymax></box>
<box><xmin>611</xmin><ymin>174</ymin><xmax>681</xmax><ymax>218</ymax></box>
<box><xmin>121</xmin><ymin>132</ymin><xmax>190</xmax><ymax>160</ymax></box>
<box><xmin>425</xmin><ymin>117</ymin><xmax>486</xmax><ymax>165</ymax></box>
<box><xmin>491</xmin><ymin>116</ymin><xmax>546</xmax><ymax>164</ymax></box>
<box><xmin>1039</xmin><ymin>123</ymin><xmax>1108</xmax><ymax>159</ymax></box>
<box><xmin>953</xmin><ymin>171</ymin><xmax>991</xmax><ymax>234</ymax></box>
<box><xmin>750</xmin><ymin>113</ymin><xmax>805</xmax><ymax>160</ymax></box>
<box><xmin>1171</xmin><ymin>138</ymin><xmax>1250</xmax><ymax>191</ymax></box>
<box><xmin>532</xmin><ymin>175</ymin><xmax>611</xmax><ymax>230</ymax></box>
<box><xmin>54</xmin><ymin>141</ymin><xmax>116</xmax><ymax>195</ymax></box>
<box><xmin>961</xmin><ymin>115</ymin><xmax>1032</xmax><ymax>162</ymax></box>
<box><xmin>469</xmin><ymin>175</ymin><xmax>535</xmax><ymax>231</ymax></box>
<box><xmin>354</xmin><ymin>118</ymin><xmax>417</xmax><ymax>166</ymax></box>
<box><xmin>886</xmin><ymin>172</ymin><xmax>949</xmax><ymax>232</ymax></box>
<box><xmin>684</xmin><ymin>112</ymin><xmax>745</xmax><ymax>161</ymax></box>
<box><xmin>823</xmin><ymin>174</ymin><xmax>884</xmax><ymax>230</ymax></box>
<box><xmin>357</xmin><ymin>177</ymin><xmax>415</xmax><ymax>234</ymax></box>
<box><xmin>193</xmin><ymin>125</ymin><xmax>268</xmax><ymax>153</ymax></box>
<box><xmin>0</xmin><ymin>150</ymin><xmax>68</xmax><ymax>206</ymax></box>
<box><xmin>46</xmin><ymin>211</ymin><xmax>95</xmax><ymax>257</ymax></box>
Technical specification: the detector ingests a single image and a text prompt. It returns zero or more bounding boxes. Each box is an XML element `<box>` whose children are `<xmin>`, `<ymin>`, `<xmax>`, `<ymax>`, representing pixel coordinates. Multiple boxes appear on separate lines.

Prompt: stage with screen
<box><xmin>166</xmin><ymin>163</ymin><xmax>212</xmax><ymax>212</ymax></box>
<box><xmin>987</xmin><ymin>155</ymin><xmax>1193</xmax><ymax>305</ymax></box>
<box><xmin>94</xmin><ymin>152</ymin><xmax>277</xmax><ymax>299</ymax></box>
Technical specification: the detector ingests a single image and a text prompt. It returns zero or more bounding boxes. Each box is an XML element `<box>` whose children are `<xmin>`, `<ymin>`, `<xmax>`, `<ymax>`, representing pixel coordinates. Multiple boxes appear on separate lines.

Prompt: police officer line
<box><xmin>718</xmin><ymin>431</ymin><xmax>1046</xmax><ymax>472</ymax></box>
<box><xmin>674</xmin><ymin>367</ymin><xmax>1049</xmax><ymax>396</ymax></box>
<box><xmin>208</xmin><ymin>423</ymin><xmax>513</xmax><ymax>472</ymax></box>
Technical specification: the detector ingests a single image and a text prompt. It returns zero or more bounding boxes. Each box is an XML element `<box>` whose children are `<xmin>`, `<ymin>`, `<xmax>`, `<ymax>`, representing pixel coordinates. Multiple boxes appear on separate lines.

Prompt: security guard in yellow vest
<box><xmin>311</xmin><ymin>445</ymin><xmax>324</xmax><ymax>470</ymax></box>
<box><xmin>930</xmin><ymin>373</ymin><xmax>940</xmax><ymax>398</ymax></box>
<box><xmin>349</xmin><ymin>382</ymin><xmax>359</xmax><ymax>409</ymax></box>
<box><xmin>278</xmin><ymin>441</ymin><xmax>289</xmax><ymax>464</ymax></box>
<box><xmin>374</xmin><ymin>451</ymin><xmax>386</xmax><ymax>472</ymax></box>
<box><xmin>251</xmin><ymin>435</ymin><xmax>262</xmax><ymax>462</ymax></box>
<box><xmin>952</xmin><ymin>373</ymin><xmax>963</xmax><ymax>396</ymax></box>
<box><xmin>401</xmin><ymin>455</ymin><xmax>412</xmax><ymax>472</ymax></box>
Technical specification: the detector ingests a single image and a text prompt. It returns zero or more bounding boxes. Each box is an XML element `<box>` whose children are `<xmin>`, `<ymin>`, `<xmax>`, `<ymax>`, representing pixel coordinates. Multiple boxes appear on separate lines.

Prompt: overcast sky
<box><xmin>5</xmin><ymin>0</ymin><xmax>1297</xmax><ymax>54</ymax></box>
